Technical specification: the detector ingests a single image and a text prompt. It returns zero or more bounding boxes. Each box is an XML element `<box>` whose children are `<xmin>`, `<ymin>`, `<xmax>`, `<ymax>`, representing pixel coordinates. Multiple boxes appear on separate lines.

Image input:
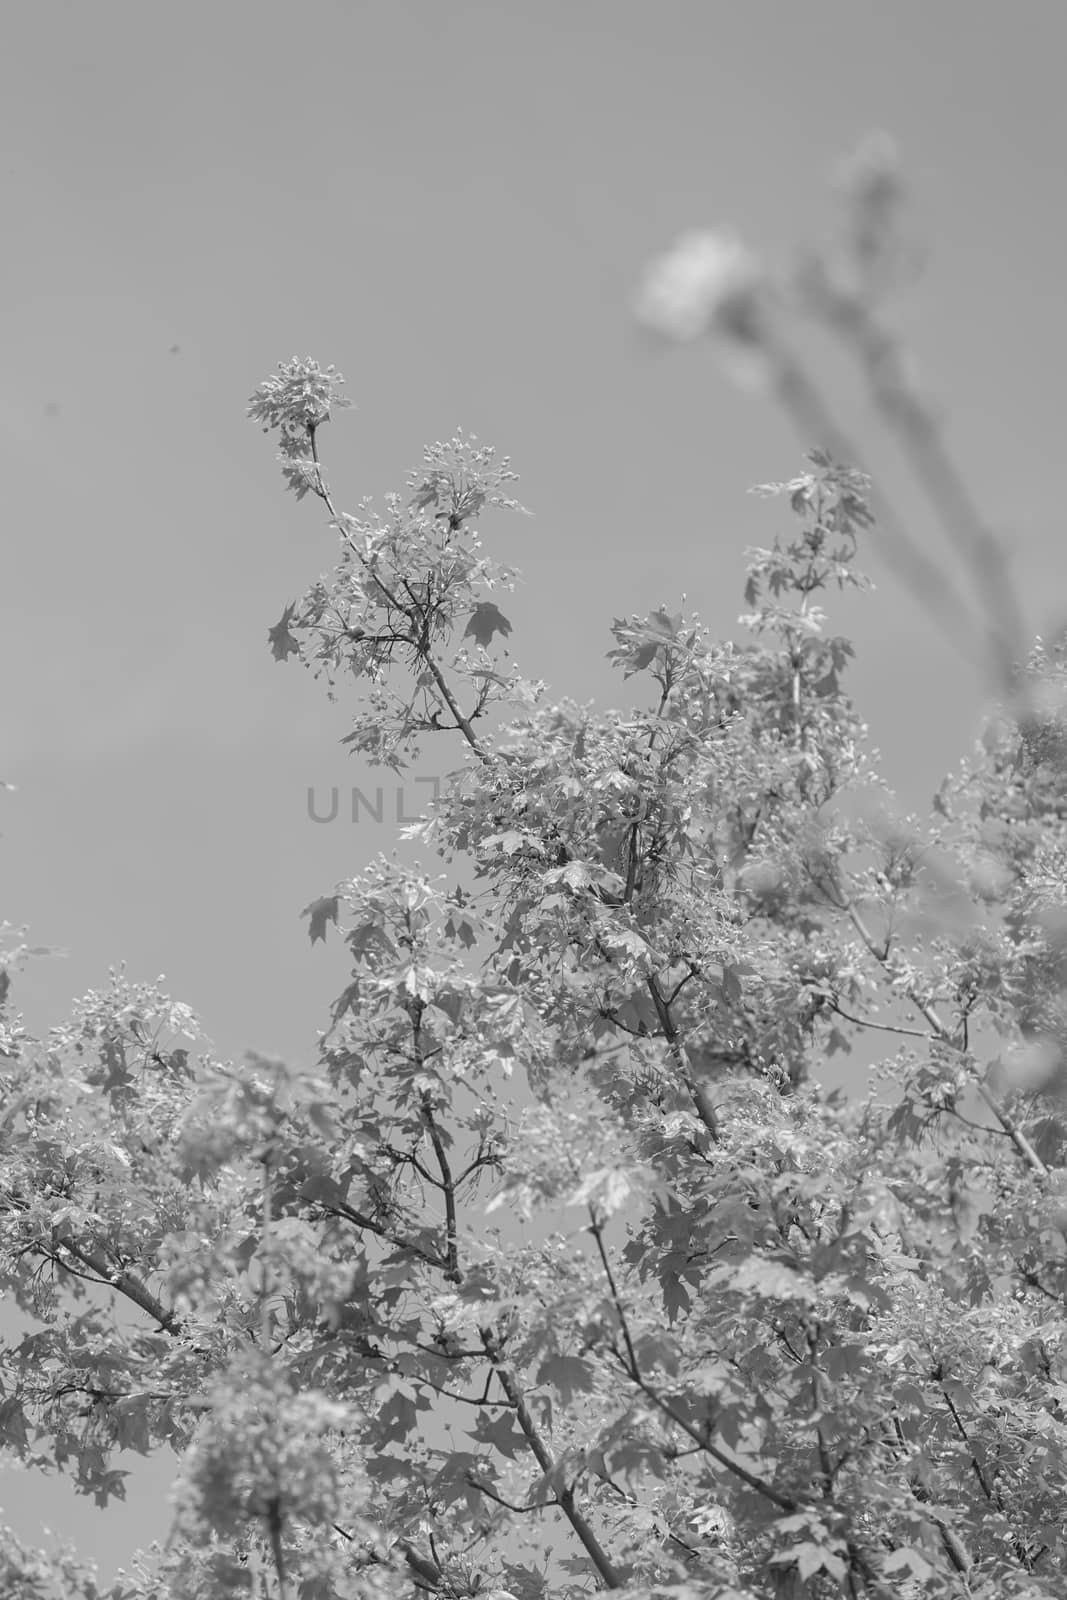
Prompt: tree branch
<box><xmin>479</xmin><ymin>1327</ymin><xmax>626</xmax><ymax>1588</ymax></box>
<box><xmin>56</xmin><ymin>1239</ymin><xmax>181</xmax><ymax>1334</ymax></box>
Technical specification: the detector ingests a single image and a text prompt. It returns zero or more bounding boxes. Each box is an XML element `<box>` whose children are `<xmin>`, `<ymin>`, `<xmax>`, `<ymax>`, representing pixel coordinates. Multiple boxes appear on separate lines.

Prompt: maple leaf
<box><xmin>377</xmin><ymin>1386</ymin><xmax>424</xmax><ymax>1441</ymax></box>
<box><xmin>485</xmin><ymin>829</ymin><xmax>540</xmax><ymax>858</ymax></box>
<box><xmin>662</xmin><ymin>1275</ymin><xmax>693</xmax><ymax>1325</ymax></box>
<box><xmin>536</xmin><ymin>1354</ymin><xmax>596</xmax><ymax>1406</ymax></box>
<box><xmin>443</xmin><ymin>911</ymin><xmax>478</xmax><ymax>948</ymax></box>
<box><xmin>90</xmin><ymin>1467</ymin><xmax>130</xmax><ymax>1508</ymax></box>
<box><xmin>87</xmin><ymin>1035</ymin><xmax>135</xmax><ymax>1097</ymax></box>
<box><xmin>267</xmin><ymin>602</ymin><xmax>300</xmax><ymax>661</ymax></box>
<box><xmin>463</xmin><ymin>601</ymin><xmax>512</xmax><ymax>649</ymax></box>
<box><xmin>568</xmin><ymin>1166</ymin><xmax>635</xmax><ymax>1217</ymax></box>
<box><xmin>601</xmin><ymin>927</ymin><xmax>651</xmax><ymax>964</ymax></box>
<box><xmin>470</xmin><ymin>1408</ymin><xmax>526</xmax><ymax>1460</ymax></box>
<box><xmin>408</xmin><ymin>470</ymin><xmax>451</xmax><ymax>513</ymax></box>
<box><xmin>543</xmin><ymin>859</ymin><xmax>594</xmax><ymax>892</ymax></box>
<box><xmin>301</xmin><ymin>893</ymin><xmax>340</xmax><ymax>944</ymax></box>
<box><xmin>722</xmin><ymin>1258</ymin><xmax>817</xmax><ymax>1305</ymax></box>
<box><xmin>882</xmin><ymin>1547</ymin><xmax>935</xmax><ymax>1580</ymax></box>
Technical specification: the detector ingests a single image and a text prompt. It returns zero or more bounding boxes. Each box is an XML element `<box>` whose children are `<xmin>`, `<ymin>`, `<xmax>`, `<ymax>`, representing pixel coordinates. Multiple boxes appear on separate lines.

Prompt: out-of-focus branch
<box><xmin>767</xmin><ymin>328</ymin><xmax>989</xmax><ymax>671</ymax></box>
<box><xmin>806</xmin><ymin>267</ymin><xmax>1025</xmax><ymax>692</ymax></box>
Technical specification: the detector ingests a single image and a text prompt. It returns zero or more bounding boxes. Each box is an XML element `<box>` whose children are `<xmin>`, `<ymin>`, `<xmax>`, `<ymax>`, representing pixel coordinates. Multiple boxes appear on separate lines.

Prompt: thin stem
<box><xmin>410</xmin><ymin>994</ymin><xmax>460</xmax><ymax>1284</ymax></box>
<box><xmin>466</xmin><ymin>1474</ymin><xmax>544</xmax><ymax>1515</ymax></box>
<box><xmin>828</xmin><ymin>998</ymin><xmax>931</xmax><ymax>1039</ymax></box>
<box><xmin>266</xmin><ymin>1497</ymin><xmax>288</xmax><ymax>1600</ymax></box>
<box><xmin>587</xmin><ymin>1205</ymin><xmax>638</xmax><ymax>1374</ymax></box>
<box><xmin>321</xmin><ymin>1200</ymin><xmax>447</xmax><ymax>1271</ymax></box>
<box><xmin>260</xmin><ymin>1150</ymin><xmax>273</xmax><ymax>1347</ymax></box>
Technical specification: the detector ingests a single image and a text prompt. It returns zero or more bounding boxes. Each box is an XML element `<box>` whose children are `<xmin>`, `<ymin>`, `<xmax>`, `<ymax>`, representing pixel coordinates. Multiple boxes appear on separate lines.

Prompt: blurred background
<box><xmin>2</xmin><ymin>0</ymin><xmax>1066</xmax><ymax>1579</ymax></box>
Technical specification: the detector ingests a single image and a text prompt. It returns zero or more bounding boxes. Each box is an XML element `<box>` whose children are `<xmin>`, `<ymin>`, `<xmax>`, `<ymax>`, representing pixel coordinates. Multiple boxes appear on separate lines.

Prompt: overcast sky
<box><xmin>3</xmin><ymin>0</ymin><xmax>1066</xmax><ymax>1578</ymax></box>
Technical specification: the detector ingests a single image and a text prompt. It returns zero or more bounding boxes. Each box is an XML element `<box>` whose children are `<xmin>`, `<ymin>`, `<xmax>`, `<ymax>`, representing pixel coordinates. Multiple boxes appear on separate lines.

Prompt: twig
<box><xmin>841</xmin><ymin>897</ymin><xmax>1047</xmax><ymax>1176</ymax></box>
<box><xmin>828</xmin><ymin>999</ymin><xmax>929</xmax><ymax>1040</ymax></box>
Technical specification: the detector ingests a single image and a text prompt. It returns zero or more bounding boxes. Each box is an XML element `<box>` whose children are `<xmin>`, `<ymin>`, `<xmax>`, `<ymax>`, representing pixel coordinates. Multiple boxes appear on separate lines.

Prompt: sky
<box><xmin>2</xmin><ymin>0</ymin><xmax>1067</xmax><ymax>1580</ymax></box>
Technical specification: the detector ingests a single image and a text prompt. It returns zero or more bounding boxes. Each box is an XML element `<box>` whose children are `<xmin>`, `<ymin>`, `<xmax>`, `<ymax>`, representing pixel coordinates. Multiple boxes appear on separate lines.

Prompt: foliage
<box><xmin>3</xmin><ymin>150</ymin><xmax>1067</xmax><ymax>1600</ymax></box>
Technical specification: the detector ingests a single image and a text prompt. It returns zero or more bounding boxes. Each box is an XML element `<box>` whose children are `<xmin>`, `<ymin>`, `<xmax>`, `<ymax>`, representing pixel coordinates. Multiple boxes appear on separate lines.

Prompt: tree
<box><xmin>3</xmin><ymin>143</ymin><xmax>1067</xmax><ymax>1600</ymax></box>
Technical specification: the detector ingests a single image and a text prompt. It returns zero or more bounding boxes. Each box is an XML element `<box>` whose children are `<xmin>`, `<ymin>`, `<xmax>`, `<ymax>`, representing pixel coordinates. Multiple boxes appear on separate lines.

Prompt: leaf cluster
<box><xmin>4</xmin><ymin>407</ymin><xmax>1067</xmax><ymax>1600</ymax></box>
